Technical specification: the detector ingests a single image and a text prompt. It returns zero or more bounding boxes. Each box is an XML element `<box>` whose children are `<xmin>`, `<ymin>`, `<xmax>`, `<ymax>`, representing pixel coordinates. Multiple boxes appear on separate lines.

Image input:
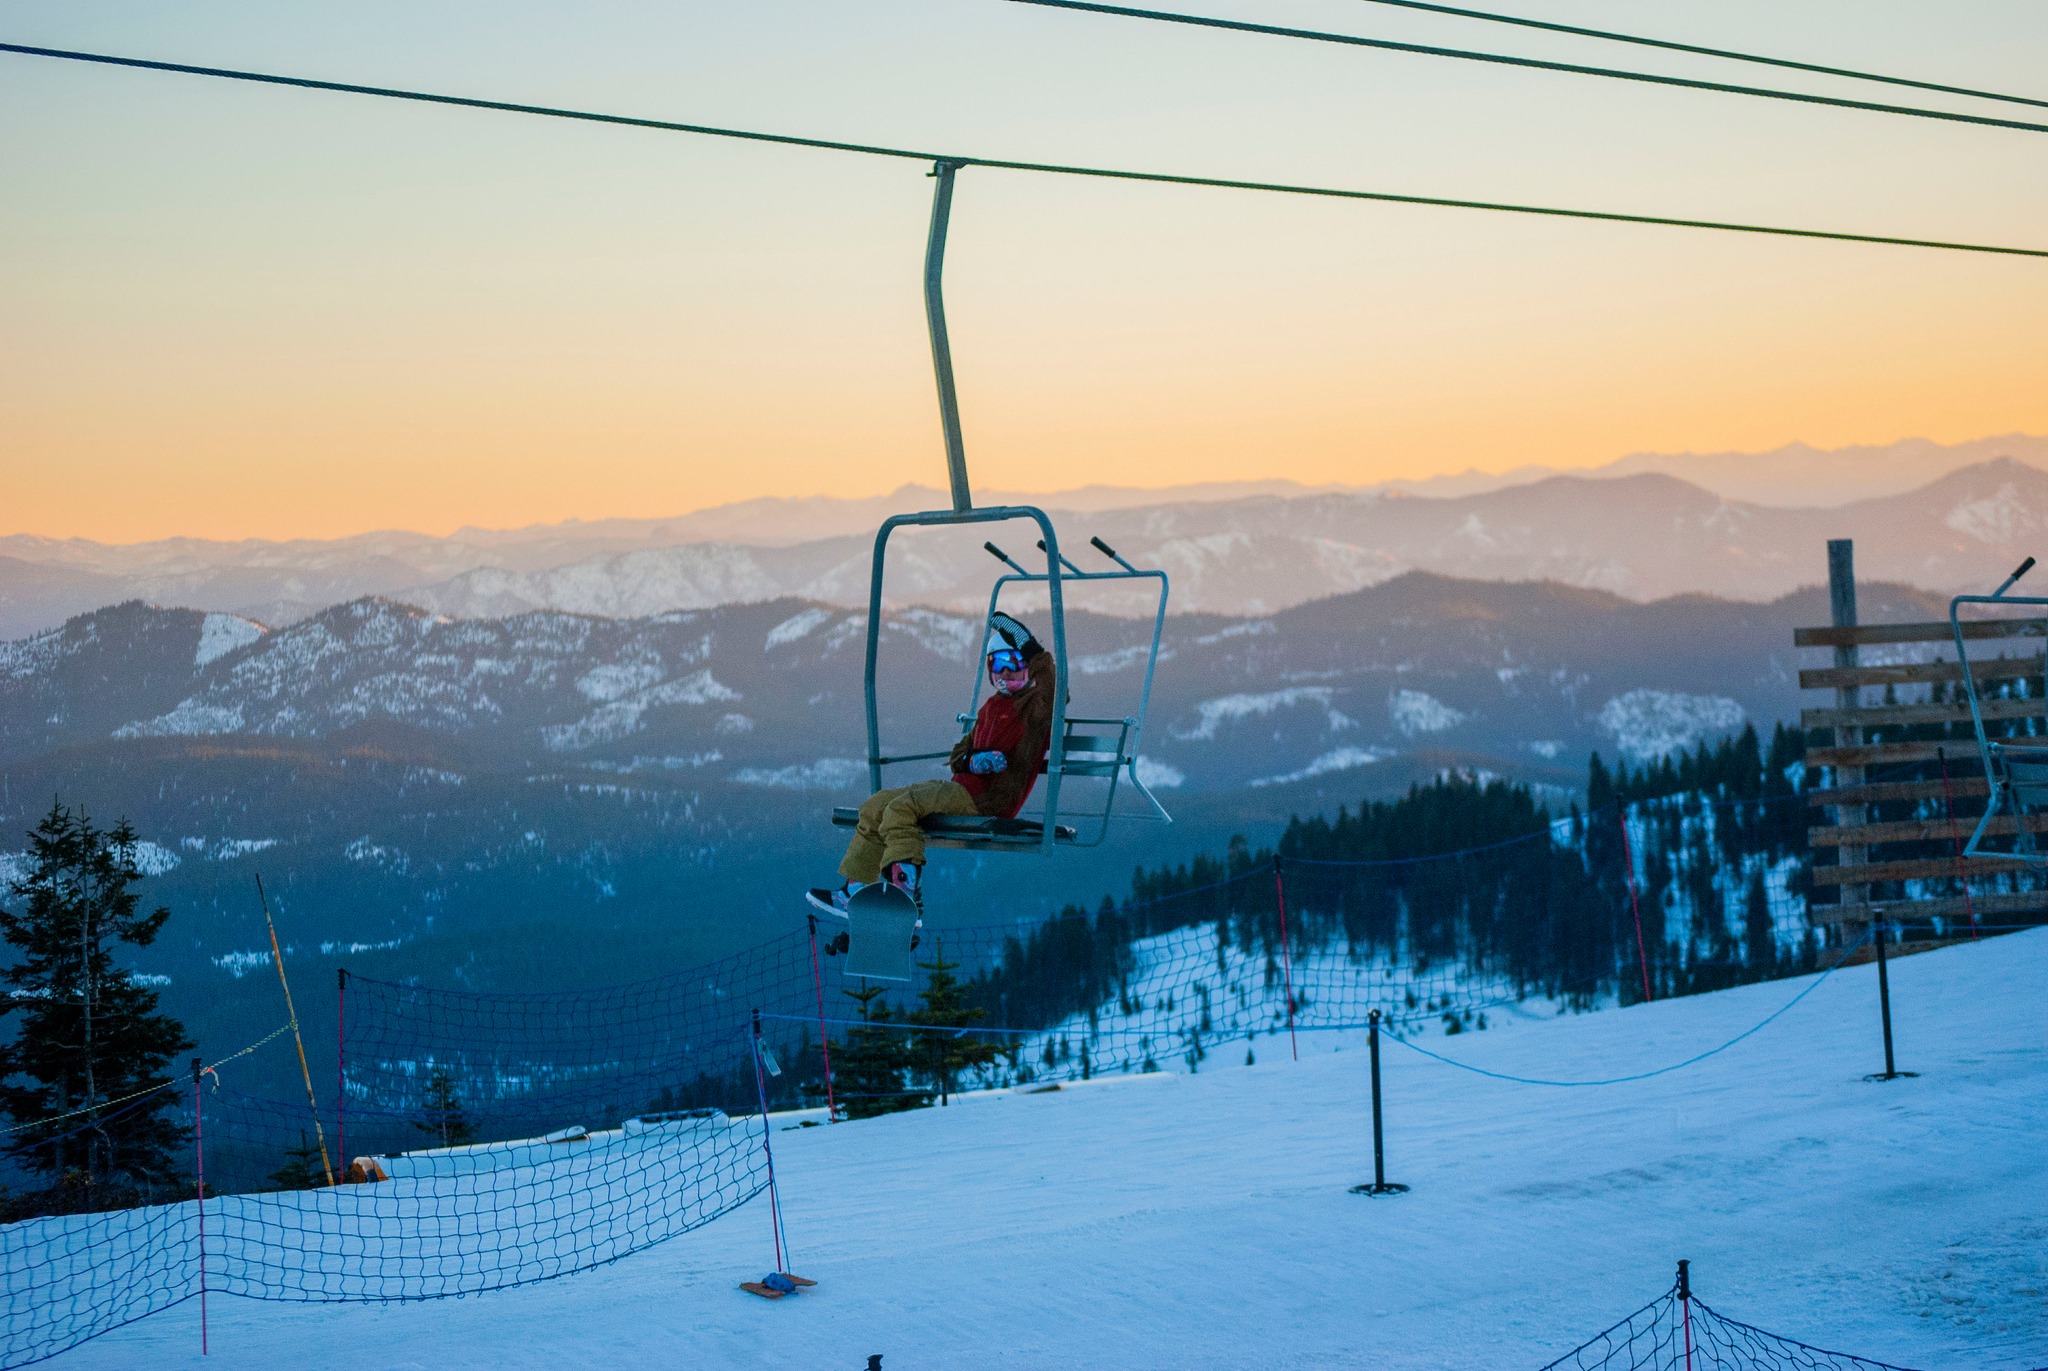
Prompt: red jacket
<box><xmin>947</xmin><ymin>651</ymin><xmax>1057</xmax><ymax>818</ymax></box>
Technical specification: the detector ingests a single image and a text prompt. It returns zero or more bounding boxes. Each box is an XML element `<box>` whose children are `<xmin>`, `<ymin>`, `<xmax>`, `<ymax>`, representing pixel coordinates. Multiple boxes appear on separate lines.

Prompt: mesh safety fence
<box><xmin>1</xmin><ymin>1017</ymin><xmax>768</xmax><ymax>1369</ymax></box>
<box><xmin>3</xmin><ymin>793</ymin><xmax>2039</xmax><ymax>1367</ymax></box>
<box><xmin>1535</xmin><ymin>1276</ymin><xmax>1998</xmax><ymax>1371</ymax></box>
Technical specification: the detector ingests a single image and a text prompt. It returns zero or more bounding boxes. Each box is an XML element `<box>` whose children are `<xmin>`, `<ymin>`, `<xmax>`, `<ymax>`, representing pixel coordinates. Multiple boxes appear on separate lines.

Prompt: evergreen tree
<box><xmin>908</xmin><ymin>941</ymin><xmax>1001</xmax><ymax>1105</ymax></box>
<box><xmin>830</xmin><ymin>983</ymin><xmax>925</xmax><ymax>1120</ymax></box>
<box><xmin>270</xmin><ymin>1130</ymin><xmax>326</xmax><ymax>1190</ymax></box>
<box><xmin>0</xmin><ymin>802</ymin><xmax>193</xmax><ymax>1214</ymax></box>
<box><xmin>415</xmin><ymin>1066</ymin><xmax>478</xmax><ymax>1148</ymax></box>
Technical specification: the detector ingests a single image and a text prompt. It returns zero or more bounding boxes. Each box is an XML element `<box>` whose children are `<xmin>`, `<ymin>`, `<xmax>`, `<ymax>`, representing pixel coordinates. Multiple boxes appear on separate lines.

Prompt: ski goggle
<box><xmin>986</xmin><ymin>648</ymin><xmax>1028</xmax><ymax>676</ymax></box>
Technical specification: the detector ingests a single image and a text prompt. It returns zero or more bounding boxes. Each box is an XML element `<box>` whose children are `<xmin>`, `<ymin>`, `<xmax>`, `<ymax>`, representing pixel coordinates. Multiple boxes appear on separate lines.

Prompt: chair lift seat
<box><xmin>828</xmin><ymin>717</ymin><xmax>1140</xmax><ymax>849</ymax></box>
<box><xmin>829</xmin><ymin>808</ymin><xmax>1078</xmax><ymax>845</ymax></box>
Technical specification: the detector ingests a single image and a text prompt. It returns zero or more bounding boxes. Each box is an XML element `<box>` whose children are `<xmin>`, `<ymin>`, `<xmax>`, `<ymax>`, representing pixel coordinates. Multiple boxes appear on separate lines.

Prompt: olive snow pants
<box><xmin>837</xmin><ymin>779</ymin><xmax>979</xmax><ymax>882</ymax></box>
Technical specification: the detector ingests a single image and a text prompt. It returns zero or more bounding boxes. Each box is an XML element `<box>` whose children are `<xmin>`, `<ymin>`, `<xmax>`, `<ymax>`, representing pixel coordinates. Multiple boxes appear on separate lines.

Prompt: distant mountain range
<box><xmin>3</xmin><ymin>438</ymin><xmax>2042</xmax><ymax>639</ymax></box>
<box><xmin>0</xmin><ymin>568</ymin><xmax>1960</xmax><ymax>1100</ymax></box>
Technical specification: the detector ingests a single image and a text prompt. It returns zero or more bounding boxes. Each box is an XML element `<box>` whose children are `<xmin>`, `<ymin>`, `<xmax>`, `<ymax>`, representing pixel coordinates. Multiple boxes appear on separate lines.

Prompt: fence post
<box><xmin>1864</xmin><ymin>923</ymin><xmax>1916</xmax><ymax>1081</ymax></box>
<box><xmin>1826</xmin><ymin>539</ymin><xmax>1871</xmax><ymax>931</ymax></box>
<box><xmin>192</xmin><ymin>1055</ymin><xmax>207</xmax><ymax>1357</ymax></box>
<box><xmin>806</xmin><ymin>916</ymin><xmax>838</xmax><ymax>1120</ymax></box>
<box><xmin>335</xmin><ymin>968</ymin><xmax>349</xmax><ymax>1178</ymax></box>
<box><xmin>1618</xmin><ymin>807</ymin><xmax>1653</xmax><ymax>1004</ymax></box>
<box><xmin>1271</xmin><ymin>855</ymin><xmax>1299</xmax><ymax>1061</ymax></box>
<box><xmin>750</xmin><ymin>1010</ymin><xmax>788</xmax><ymax>1276</ymax></box>
<box><xmin>1349</xmin><ymin>1010</ymin><xmax>1408</xmax><ymax>1196</ymax></box>
<box><xmin>1677</xmin><ymin>1259</ymin><xmax>1692</xmax><ymax>1371</ymax></box>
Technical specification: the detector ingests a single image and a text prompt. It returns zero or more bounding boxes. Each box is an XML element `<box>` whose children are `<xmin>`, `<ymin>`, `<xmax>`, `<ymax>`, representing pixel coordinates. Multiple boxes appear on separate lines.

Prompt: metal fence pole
<box><xmin>1351</xmin><ymin>1010</ymin><xmax>1408</xmax><ymax>1196</ymax></box>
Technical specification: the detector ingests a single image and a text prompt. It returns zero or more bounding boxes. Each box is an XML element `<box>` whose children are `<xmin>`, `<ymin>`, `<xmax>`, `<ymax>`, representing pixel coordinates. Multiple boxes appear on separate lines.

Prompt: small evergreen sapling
<box><xmin>908</xmin><ymin>941</ymin><xmax>1000</xmax><ymax>1106</ymax></box>
<box><xmin>270</xmin><ymin>1130</ymin><xmax>327</xmax><ymax>1190</ymax></box>
<box><xmin>415</xmin><ymin>1066</ymin><xmax>478</xmax><ymax>1148</ymax></box>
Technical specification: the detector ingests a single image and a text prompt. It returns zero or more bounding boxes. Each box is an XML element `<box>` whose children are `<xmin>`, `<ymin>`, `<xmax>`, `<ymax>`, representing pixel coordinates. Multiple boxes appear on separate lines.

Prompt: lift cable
<box><xmin>3</xmin><ymin>41</ymin><xmax>2044</xmax><ymax>261</ymax></box>
<box><xmin>1002</xmin><ymin>0</ymin><xmax>2048</xmax><ymax>137</ymax></box>
<box><xmin>1344</xmin><ymin>0</ymin><xmax>2048</xmax><ymax>113</ymax></box>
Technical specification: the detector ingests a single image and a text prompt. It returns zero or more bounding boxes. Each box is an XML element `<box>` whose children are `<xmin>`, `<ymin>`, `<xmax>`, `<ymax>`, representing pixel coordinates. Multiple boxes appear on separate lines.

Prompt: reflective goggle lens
<box><xmin>987</xmin><ymin>648</ymin><xmax>1027</xmax><ymax>674</ymax></box>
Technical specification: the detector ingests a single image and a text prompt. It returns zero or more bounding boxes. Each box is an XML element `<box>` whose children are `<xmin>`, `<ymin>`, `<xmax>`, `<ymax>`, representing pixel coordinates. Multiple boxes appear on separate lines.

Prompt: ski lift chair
<box><xmin>830</xmin><ymin>518</ymin><xmax>1173</xmax><ymax>855</ymax></box>
<box><xmin>1950</xmin><ymin>556</ymin><xmax>2048</xmax><ymax>864</ymax></box>
<box><xmin>828</xmin><ymin>160</ymin><xmax>1171</xmax><ymax>855</ymax></box>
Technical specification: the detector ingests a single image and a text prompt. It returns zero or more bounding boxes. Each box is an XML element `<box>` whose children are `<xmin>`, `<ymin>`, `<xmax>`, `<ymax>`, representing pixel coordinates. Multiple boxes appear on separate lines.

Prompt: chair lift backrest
<box><xmin>962</xmin><ymin>538</ymin><xmax>1171</xmax><ymax>847</ymax></box>
<box><xmin>2000</xmin><ymin>747</ymin><xmax>2048</xmax><ymax>811</ymax></box>
<box><xmin>1949</xmin><ymin>562</ymin><xmax>2048</xmax><ymax>862</ymax></box>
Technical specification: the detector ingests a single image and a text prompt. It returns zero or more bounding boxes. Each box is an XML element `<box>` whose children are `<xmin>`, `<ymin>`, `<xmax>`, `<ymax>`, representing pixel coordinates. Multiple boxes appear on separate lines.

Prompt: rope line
<box><xmin>1005</xmin><ymin>0</ymin><xmax>2048</xmax><ymax>136</ymax></box>
<box><xmin>1</xmin><ymin>42</ymin><xmax>2043</xmax><ymax>259</ymax></box>
<box><xmin>0</xmin><ymin>1023</ymin><xmax>291</xmax><ymax>1135</ymax></box>
<box><xmin>1345</xmin><ymin>0</ymin><xmax>2048</xmax><ymax>114</ymax></box>
<box><xmin>1381</xmin><ymin>933</ymin><xmax>1870</xmax><ymax>1087</ymax></box>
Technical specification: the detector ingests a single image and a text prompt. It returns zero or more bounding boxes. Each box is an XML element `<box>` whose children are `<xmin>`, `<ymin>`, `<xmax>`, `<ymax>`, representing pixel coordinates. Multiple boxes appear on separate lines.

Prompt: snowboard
<box><xmin>842</xmin><ymin>881</ymin><xmax>921</xmax><ymax>981</ymax></box>
<box><xmin>741</xmin><ymin>1273</ymin><xmax>818</xmax><ymax>1299</ymax></box>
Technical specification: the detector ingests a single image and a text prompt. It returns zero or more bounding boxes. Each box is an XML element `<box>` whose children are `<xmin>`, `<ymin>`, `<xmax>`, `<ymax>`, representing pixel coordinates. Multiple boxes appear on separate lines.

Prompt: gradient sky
<box><xmin>3</xmin><ymin>0</ymin><xmax>2046</xmax><ymax>542</ymax></box>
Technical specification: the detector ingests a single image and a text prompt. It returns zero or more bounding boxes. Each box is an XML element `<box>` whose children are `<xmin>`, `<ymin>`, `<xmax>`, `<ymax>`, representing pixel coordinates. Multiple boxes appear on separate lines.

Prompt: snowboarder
<box><xmin>808</xmin><ymin>612</ymin><xmax>1058</xmax><ymax>913</ymax></box>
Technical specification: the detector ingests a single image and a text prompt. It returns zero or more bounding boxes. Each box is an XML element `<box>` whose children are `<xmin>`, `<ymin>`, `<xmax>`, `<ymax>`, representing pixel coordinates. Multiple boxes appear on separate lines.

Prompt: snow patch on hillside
<box><xmin>1251</xmin><ymin>745</ymin><xmax>1394</xmax><ymax>787</ymax></box>
<box><xmin>1194</xmin><ymin>620</ymin><xmax>1274</xmax><ymax>646</ymax></box>
<box><xmin>114</xmin><ymin>700</ymin><xmax>245</xmax><ymax>738</ymax></box>
<box><xmin>1389</xmin><ymin>688</ymin><xmax>1467</xmax><ymax>736</ymax></box>
<box><xmin>1073</xmin><ymin>645</ymin><xmax>1154</xmax><ymax>676</ymax></box>
<box><xmin>0</xmin><ymin>852</ymin><xmax>31</xmax><ymax>888</ymax></box>
<box><xmin>122</xmin><ymin>841</ymin><xmax>181</xmax><ymax>875</ymax></box>
<box><xmin>0</xmin><ymin>623</ymin><xmax>79</xmax><ymax>679</ymax></box>
<box><xmin>574</xmin><ymin>661</ymin><xmax>665</xmax><ymax>703</ymax></box>
<box><xmin>1174</xmin><ymin>687</ymin><xmax>1349</xmax><ymax>741</ymax></box>
<box><xmin>887</xmin><ymin>609</ymin><xmax>979</xmax><ymax>661</ymax></box>
<box><xmin>542</xmin><ymin>671</ymin><xmax>740</xmax><ymax>751</ymax></box>
<box><xmin>731</xmin><ymin>758</ymin><xmax>866</xmax><ymax>791</ymax></box>
<box><xmin>1134</xmin><ymin>757</ymin><xmax>1185</xmax><ymax>789</ymax></box>
<box><xmin>344</xmin><ymin>838</ymin><xmax>409</xmax><ymax>873</ymax></box>
<box><xmin>1945</xmin><ymin>482</ymin><xmax>2039</xmax><ymax>543</ymax></box>
<box><xmin>765</xmin><ymin>608</ymin><xmax>833</xmax><ymax>650</ymax></box>
<box><xmin>182</xmin><ymin>837</ymin><xmax>279</xmax><ymax>861</ymax></box>
<box><xmin>195</xmin><ymin>613</ymin><xmax>264</xmax><ymax>667</ymax></box>
<box><xmin>1598</xmin><ymin>689</ymin><xmax>1745</xmax><ymax>761</ymax></box>
<box><xmin>211</xmin><ymin>949</ymin><xmax>274</xmax><ymax>978</ymax></box>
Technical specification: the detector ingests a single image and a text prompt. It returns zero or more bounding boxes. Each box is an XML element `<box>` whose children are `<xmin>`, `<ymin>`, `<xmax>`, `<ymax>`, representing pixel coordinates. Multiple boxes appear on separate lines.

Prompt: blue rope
<box><xmin>1379</xmin><ymin>933</ymin><xmax>1871</xmax><ymax>1087</ymax></box>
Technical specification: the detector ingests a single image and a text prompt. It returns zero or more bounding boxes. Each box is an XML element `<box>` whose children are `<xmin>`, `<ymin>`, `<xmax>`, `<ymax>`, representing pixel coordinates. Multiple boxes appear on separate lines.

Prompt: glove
<box><xmin>967</xmin><ymin>750</ymin><xmax>1008</xmax><ymax>775</ymax></box>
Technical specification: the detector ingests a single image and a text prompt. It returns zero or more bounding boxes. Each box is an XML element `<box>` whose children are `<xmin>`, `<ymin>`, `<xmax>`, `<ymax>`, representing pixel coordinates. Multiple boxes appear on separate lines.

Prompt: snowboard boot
<box><xmin>805</xmin><ymin>882</ymin><xmax>858</xmax><ymax>916</ymax></box>
<box><xmin>883</xmin><ymin>862</ymin><xmax>926</xmax><ymax>947</ymax></box>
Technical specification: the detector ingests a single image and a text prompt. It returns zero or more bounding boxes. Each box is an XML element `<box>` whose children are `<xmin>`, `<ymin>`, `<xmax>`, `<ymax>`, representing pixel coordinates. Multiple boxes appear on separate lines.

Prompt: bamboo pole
<box><xmin>257</xmin><ymin>873</ymin><xmax>335</xmax><ymax>1187</ymax></box>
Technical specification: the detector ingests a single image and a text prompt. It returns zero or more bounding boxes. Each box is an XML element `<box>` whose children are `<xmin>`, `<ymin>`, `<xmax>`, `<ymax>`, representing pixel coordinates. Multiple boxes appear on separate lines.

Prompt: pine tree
<box><xmin>415</xmin><ymin>1066</ymin><xmax>478</xmax><ymax>1148</ymax></box>
<box><xmin>270</xmin><ymin>1130</ymin><xmax>327</xmax><ymax>1190</ymax></box>
<box><xmin>830</xmin><ymin>983</ymin><xmax>925</xmax><ymax>1120</ymax></box>
<box><xmin>908</xmin><ymin>941</ymin><xmax>1001</xmax><ymax>1106</ymax></box>
<box><xmin>0</xmin><ymin>802</ymin><xmax>194</xmax><ymax>1214</ymax></box>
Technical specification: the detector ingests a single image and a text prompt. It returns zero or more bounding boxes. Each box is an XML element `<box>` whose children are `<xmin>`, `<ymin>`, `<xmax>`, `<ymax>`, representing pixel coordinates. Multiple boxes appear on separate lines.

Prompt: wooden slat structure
<box><xmin>1799</xmin><ymin>541</ymin><xmax>2044</xmax><ymax>932</ymax></box>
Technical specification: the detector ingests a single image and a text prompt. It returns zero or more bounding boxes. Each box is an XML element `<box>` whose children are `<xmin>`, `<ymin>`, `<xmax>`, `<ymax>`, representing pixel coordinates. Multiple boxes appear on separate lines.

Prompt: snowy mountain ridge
<box><xmin>5</xmin><ymin>455</ymin><xmax>2047</xmax><ymax>637</ymax></box>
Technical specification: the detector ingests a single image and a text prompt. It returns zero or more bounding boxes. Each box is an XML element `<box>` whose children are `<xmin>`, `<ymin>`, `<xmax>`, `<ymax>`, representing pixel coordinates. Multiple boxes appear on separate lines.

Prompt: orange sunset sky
<box><xmin>3</xmin><ymin>0</ymin><xmax>2046</xmax><ymax>543</ymax></box>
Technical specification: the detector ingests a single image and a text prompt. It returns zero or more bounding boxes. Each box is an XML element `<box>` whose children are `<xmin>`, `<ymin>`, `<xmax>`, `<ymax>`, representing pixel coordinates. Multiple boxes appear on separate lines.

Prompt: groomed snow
<box><xmin>56</xmin><ymin>931</ymin><xmax>2048</xmax><ymax>1371</ymax></box>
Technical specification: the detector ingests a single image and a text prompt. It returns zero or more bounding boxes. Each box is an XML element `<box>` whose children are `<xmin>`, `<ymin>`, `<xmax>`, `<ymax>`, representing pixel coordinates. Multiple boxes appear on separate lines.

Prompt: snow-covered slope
<box><xmin>60</xmin><ymin>931</ymin><xmax>2048</xmax><ymax>1371</ymax></box>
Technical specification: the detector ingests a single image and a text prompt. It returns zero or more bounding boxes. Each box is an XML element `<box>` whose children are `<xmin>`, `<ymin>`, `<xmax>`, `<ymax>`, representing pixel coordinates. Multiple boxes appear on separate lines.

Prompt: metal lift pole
<box><xmin>924</xmin><ymin>159</ymin><xmax>972</xmax><ymax>513</ymax></box>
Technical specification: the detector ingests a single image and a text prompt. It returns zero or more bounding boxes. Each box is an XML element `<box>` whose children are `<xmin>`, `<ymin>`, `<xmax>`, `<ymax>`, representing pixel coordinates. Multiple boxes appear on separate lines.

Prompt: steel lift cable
<box><xmin>2</xmin><ymin>42</ymin><xmax>2045</xmax><ymax>260</ymax></box>
<box><xmin>1343</xmin><ymin>0</ymin><xmax>2048</xmax><ymax>113</ymax></box>
<box><xmin>1002</xmin><ymin>0</ymin><xmax>2048</xmax><ymax>137</ymax></box>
